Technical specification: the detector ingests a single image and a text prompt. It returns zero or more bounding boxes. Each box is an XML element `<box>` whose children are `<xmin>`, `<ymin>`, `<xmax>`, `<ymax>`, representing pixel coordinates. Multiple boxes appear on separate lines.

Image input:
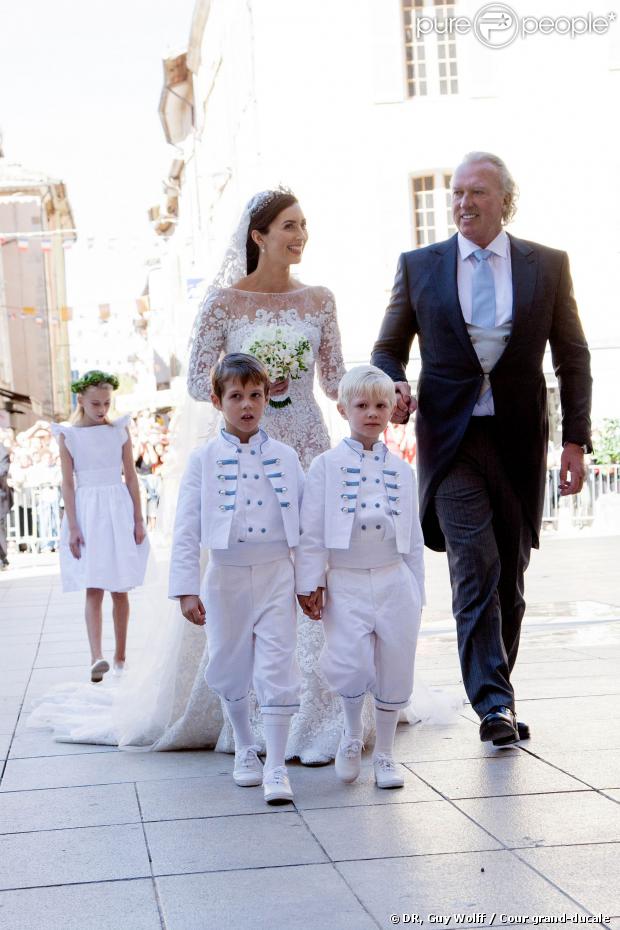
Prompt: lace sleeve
<box><xmin>187</xmin><ymin>290</ymin><xmax>228</xmax><ymax>401</ymax></box>
<box><xmin>316</xmin><ymin>288</ymin><xmax>346</xmax><ymax>401</ymax></box>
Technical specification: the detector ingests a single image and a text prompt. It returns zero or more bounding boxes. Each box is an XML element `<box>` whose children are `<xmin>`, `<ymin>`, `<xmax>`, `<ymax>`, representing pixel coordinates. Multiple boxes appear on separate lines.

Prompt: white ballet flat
<box><xmin>90</xmin><ymin>659</ymin><xmax>110</xmax><ymax>683</ymax></box>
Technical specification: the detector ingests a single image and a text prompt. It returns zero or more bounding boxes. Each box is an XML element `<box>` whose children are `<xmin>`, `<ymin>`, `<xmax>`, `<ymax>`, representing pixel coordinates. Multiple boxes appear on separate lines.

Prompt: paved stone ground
<box><xmin>1</xmin><ymin>536</ymin><xmax>619</xmax><ymax>930</ymax></box>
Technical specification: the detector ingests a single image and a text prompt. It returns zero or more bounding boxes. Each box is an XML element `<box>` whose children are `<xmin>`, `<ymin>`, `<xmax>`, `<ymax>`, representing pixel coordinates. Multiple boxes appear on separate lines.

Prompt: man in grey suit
<box><xmin>372</xmin><ymin>152</ymin><xmax>592</xmax><ymax>746</ymax></box>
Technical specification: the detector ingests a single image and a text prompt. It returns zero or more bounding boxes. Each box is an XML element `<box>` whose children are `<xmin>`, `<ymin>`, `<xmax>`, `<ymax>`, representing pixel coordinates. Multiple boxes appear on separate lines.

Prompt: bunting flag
<box><xmin>62</xmin><ymin>239</ymin><xmax>73</xmax><ymax>250</ymax></box>
<box><xmin>60</xmin><ymin>306</ymin><xmax>72</xmax><ymax>322</ymax></box>
<box><xmin>136</xmin><ymin>296</ymin><xmax>150</xmax><ymax>315</ymax></box>
<box><xmin>22</xmin><ymin>306</ymin><xmax>36</xmax><ymax>316</ymax></box>
<box><xmin>98</xmin><ymin>303</ymin><xmax>111</xmax><ymax>321</ymax></box>
<box><xmin>17</xmin><ymin>238</ymin><xmax>29</xmax><ymax>252</ymax></box>
<box><xmin>40</xmin><ymin>238</ymin><xmax>52</xmax><ymax>253</ymax></box>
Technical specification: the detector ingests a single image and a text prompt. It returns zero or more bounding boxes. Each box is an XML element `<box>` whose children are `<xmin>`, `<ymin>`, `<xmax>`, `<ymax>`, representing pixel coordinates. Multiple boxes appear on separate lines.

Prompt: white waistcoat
<box><xmin>169</xmin><ymin>429</ymin><xmax>304</xmax><ymax>598</ymax></box>
<box><xmin>295</xmin><ymin>439</ymin><xmax>425</xmax><ymax>602</ymax></box>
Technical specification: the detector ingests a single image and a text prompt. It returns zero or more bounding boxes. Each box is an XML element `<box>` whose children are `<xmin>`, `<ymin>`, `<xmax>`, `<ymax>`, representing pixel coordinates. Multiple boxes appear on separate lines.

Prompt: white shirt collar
<box><xmin>458</xmin><ymin>229</ymin><xmax>509</xmax><ymax>261</ymax></box>
<box><xmin>343</xmin><ymin>437</ymin><xmax>387</xmax><ymax>460</ymax></box>
<box><xmin>221</xmin><ymin>427</ymin><xmax>267</xmax><ymax>449</ymax></box>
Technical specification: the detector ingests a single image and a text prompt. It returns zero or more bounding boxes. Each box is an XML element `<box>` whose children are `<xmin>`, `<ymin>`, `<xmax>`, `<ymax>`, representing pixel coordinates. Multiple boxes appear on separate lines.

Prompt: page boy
<box><xmin>296</xmin><ymin>365</ymin><xmax>425</xmax><ymax>788</ymax></box>
<box><xmin>169</xmin><ymin>353</ymin><xmax>304</xmax><ymax>804</ymax></box>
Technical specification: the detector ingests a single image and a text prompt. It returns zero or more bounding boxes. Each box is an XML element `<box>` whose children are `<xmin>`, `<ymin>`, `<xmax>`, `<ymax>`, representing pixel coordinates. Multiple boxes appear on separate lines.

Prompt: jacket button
<box><xmin>361</xmin><ymin>503</ymin><xmax>366</xmax><ymax>508</ymax></box>
<box><xmin>261</xmin><ymin>528</ymin><xmax>266</xmax><ymax>533</ymax></box>
<box><xmin>246</xmin><ymin>499</ymin><xmax>251</xmax><ymax>505</ymax></box>
<box><xmin>258</xmin><ymin>500</ymin><xmax>263</xmax><ymax>506</ymax></box>
<box><xmin>242</xmin><ymin>473</ymin><xmax>247</xmax><ymax>478</ymax></box>
<box><xmin>361</xmin><ymin>477</ymin><xmax>367</xmax><ymax>482</ymax></box>
<box><xmin>375</xmin><ymin>524</ymin><xmax>381</xmax><ymax>530</ymax></box>
<box><xmin>248</xmin><ymin>527</ymin><xmax>253</xmax><ymax>532</ymax></box>
<box><xmin>361</xmin><ymin>524</ymin><xmax>367</xmax><ymax>530</ymax></box>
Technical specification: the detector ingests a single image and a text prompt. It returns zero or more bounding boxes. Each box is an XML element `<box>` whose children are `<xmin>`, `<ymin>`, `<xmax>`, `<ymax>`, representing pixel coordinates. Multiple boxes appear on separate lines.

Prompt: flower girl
<box><xmin>52</xmin><ymin>371</ymin><xmax>149</xmax><ymax>682</ymax></box>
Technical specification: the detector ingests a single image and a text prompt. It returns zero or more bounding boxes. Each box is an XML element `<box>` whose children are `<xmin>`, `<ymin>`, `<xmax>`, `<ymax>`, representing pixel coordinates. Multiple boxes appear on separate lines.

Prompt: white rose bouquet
<box><xmin>241</xmin><ymin>323</ymin><xmax>313</xmax><ymax>408</ymax></box>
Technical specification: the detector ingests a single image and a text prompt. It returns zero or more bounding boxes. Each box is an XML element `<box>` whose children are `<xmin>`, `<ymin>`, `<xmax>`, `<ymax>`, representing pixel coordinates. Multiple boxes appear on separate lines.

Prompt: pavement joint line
<box><xmin>294</xmin><ymin>803</ymin><xmax>338</xmax><ymax>865</ymax></box>
<box><xmin>329</xmin><ymin>860</ymin><xmax>384</xmax><ymax>930</ymax></box>
<box><xmin>518</xmin><ymin>745</ymin><xmax>620</xmax><ymax>795</ymax></box>
<box><xmin>508</xmin><ymin>844</ymin><xmax>615</xmax><ymax>923</ymax></box>
<box><xmin>133</xmin><ymin>782</ymin><xmax>168</xmax><ymax>930</ymax></box>
<box><xmin>0</xmin><ymin>590</ymin><xmax>51</xmax><ymax>787</ymax></box>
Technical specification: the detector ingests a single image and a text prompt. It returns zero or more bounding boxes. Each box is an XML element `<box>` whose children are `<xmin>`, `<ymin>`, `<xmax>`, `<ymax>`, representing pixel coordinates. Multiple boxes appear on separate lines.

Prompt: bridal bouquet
<box><xmin>241</xmin><ymin>323</ymin><xmax>313</xmax><ymax>408</ymax></box>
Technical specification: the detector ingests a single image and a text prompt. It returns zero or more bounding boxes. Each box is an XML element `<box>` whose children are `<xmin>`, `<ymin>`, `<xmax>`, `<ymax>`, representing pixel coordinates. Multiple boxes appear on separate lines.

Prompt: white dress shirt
<box><xmin>457</xmin><ymin>230</ymin><xmax>513</xmax><ymax>415</ymax></box>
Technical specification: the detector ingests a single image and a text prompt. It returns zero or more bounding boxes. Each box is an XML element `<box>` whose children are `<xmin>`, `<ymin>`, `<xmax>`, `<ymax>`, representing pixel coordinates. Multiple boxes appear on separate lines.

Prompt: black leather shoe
<box><xmin>492</xmin><ymin>719</ymin><xmax>529</xmax><ymax>748</ymax></box>
<box><xmin>516</xmin><ymin>720</ymin><xmax>530</xmax><ymax>740</ymax></box>
<box><xmin>480</xmin><ymin>706</ymin><xmax>518</xmax><ymax>743</ymax></box>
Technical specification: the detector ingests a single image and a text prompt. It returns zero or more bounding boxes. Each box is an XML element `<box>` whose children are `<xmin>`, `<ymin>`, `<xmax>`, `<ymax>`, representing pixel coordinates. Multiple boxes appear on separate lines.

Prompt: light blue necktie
<box><xmin>471</xmin><ymin>248</ymin><xmax>496</xmax><ymax>329</ymax></box>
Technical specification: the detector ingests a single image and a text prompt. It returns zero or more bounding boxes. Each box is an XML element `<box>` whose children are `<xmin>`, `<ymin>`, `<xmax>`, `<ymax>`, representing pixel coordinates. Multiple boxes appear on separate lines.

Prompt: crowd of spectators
<box><xmin>0</xmin><ymin>410</ymin><xmax>170</xmax><ymax>558</ymax></box>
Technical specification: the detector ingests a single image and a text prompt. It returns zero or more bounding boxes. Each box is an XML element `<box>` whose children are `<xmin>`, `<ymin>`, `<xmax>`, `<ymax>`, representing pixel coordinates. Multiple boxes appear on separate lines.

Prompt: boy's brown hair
<box><xmin>210</xmin><ymin>353</ymin><xmax>271</xmax><ymax>400</ymax></box>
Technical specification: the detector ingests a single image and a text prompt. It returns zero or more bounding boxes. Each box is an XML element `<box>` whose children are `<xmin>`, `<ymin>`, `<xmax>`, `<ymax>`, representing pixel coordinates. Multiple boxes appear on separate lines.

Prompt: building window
<box><xmin>412</xmin><ymin>172</ymin><xmax>457</xmax><ymax>247</ymax></box>
<box><xmin>402</xmin><ymin>0</ymin><xmax>459</xmax><ymax>97</ymax></box>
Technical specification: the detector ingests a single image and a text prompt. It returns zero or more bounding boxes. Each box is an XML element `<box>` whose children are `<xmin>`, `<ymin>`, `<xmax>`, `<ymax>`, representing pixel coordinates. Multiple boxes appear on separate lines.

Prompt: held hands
<box><xmin>134</xmin><ymin>519</ymin><xmax>147</xmax><ymax>545</ymax></box>
<box><xmin>391</xmin><ymin>381</ymin><xmax>417</xmax><ymax>425</ymax></box>
<box><xmin>270</xmin><ymin>377</ymin><xmax>290</xmax><ymax>397</ymax></box>
<box><xmin>297</xmin><ymin>587</ymin><xmax>325</xmax><ymax>621</ymax></box>
<box><xmin>68</xmin><ymin>526</ymin><xmax>85</xmax><ymax>560</ymax></box>
<box><xmin>559</xmin><ymin>443</ymin><xmax>587</xmax><ymax>496</ymax></box>
<box><xmin>180</xmin><ymin>594</ymin><xmax>206</xmax><ymax>626</ymax></box>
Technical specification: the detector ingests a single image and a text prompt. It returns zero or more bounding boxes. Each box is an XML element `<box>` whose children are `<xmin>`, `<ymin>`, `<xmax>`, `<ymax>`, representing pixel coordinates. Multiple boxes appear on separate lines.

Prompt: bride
<box><xmin>163</xmin><ymin>186</ymin><xmax>370</xmax><ymax>763</ymax></box>
<box><xmin>30</xmin><ymin>188</ymin><xmax>373</xmax><ymax>763</ymax></box>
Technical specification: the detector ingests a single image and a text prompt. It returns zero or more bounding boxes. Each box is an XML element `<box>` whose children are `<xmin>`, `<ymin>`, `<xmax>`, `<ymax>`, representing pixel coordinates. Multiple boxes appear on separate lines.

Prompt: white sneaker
<box><xmin>90</xmin><ymin>659</ymin><xmax>110</xmax><ymax>683</ymax></box>
<box><xmin>233</xmin><ymin>746</ymin><xmax>264</xmax><ymax>787</ymax></box>
<box><xmin>112</xmin><ymin>660</ymin><xmax>126</xmax><ymax>676</ymax></box>
<box><xmin>373</xmin><ymin>753</ymin><xmax>405</xmax><ymax>789</ymax></box>
<box><xmin>263</xmin><ymin>765</ymin><xmax>294</xmax><ymax>804</ymax></box>
<box><xmin>335</xmin><ymin>734</ymin><xmax>364</xmax><ymax>783</ymax></box>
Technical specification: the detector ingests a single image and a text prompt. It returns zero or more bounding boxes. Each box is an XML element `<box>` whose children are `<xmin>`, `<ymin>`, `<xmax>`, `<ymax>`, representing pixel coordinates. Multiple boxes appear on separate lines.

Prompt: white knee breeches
<box><xmin>320</xmin><ymin>559</ymin><xmax>422</xmax><ymax>710</ymax></box>
<box><xmin>203</xmin><ymin>557</ymin><xmax>300</xmax><ymax>716</ymax></box>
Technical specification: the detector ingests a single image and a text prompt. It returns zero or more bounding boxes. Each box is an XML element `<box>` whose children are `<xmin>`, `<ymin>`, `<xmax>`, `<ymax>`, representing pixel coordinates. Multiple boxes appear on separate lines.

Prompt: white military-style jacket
<box><xmin>169</xmin><ymin>428</ymin><xmax>304</xmax><ymax>598</ymax></box>
<box><xmin>296</xmin><ymin>438</ymin><xmax>425</xmax><ymax>601</ymax></box>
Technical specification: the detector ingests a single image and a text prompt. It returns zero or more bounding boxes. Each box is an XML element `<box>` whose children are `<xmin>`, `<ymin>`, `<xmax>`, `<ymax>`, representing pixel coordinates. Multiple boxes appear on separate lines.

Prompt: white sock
<box><xmin>263</xmin><ymin>714</ymin><xmax>291</xmax><ymax>773</ymax></box>
<box><xmin>374</xmin><ymin>707</ymin><xmax>399</xmax><ymax>757</ymax></box>
<box><xmin>341</xmin><ymin>697</ymin><xmax>364</xmax><ymax>740</ymax></box>
<box><xmin>224</xmin><ymin>696</ymin><xmax>255</xmax><ymax>752</ymax></box>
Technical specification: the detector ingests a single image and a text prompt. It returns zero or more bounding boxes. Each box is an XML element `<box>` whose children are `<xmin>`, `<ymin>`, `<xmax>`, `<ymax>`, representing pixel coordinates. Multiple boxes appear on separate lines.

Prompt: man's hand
<box><xmin>391</xmin><ymin>381</ymin><xmax>417</xmax><ymax>424</ymax></box>
<box><xmin>180</xmin><ymin>594</ymin><xmax>206</xmax><ymax>626</ymax></box>
<box><xmin>559</xmin><ymin>443</ymin><xmax>587</xmax><ymax>496</ymax></box>
<box><xmin>297</xmin><ymin>588</ymin><xmax>325</xmax><ymax>621</ymax></box>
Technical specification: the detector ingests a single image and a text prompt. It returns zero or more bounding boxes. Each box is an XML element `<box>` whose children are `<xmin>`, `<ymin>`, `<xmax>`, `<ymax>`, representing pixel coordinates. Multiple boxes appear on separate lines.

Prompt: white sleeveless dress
<box><xmin>51</xmin><ymin>417</ymin><xmax>149</xmax><ymax>592</ymax></box>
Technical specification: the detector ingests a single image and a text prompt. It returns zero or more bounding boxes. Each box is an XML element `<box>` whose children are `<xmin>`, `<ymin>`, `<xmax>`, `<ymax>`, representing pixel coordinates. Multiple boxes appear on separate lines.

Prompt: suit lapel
<box><xmin>508</xmin><ymin>235</ymin><xmax>537</xmax><ymax>342</ymax></box>
<box><xmin>431</xmin><ymin>235</ymin><xmax>480</xmax><ymax>365</ymax></box>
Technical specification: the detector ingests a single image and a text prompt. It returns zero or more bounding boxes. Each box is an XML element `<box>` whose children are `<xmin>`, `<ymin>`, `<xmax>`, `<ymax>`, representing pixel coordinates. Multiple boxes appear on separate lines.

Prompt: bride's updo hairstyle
<box><xmin>246</xmin><ymin>189</ymin><xmax>298</xmax><ymax>274</ymax></box>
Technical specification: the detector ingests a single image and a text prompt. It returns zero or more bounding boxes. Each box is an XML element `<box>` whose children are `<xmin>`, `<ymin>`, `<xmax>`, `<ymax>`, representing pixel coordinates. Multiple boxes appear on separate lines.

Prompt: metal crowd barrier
<box><xmin>6</xmin><ymin>485</ymin><xmax>62</xmax><ymax>553</ymax></box>
<box><xmin>5</xmin><ymin>466</ymin><xmax>620</xmax><ymax>552</ymax></box>
<box><xmin>542</xmin><ymin>464</ymin><xmax>620</xmax><ymax>530</ymax></box>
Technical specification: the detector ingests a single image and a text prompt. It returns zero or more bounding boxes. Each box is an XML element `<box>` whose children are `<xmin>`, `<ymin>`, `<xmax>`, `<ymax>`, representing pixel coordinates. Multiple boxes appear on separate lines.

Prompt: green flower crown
<box><xmin>70</xmin><ymin>370</ymin><xmax>120</xmax><ymax>394</ymax></box>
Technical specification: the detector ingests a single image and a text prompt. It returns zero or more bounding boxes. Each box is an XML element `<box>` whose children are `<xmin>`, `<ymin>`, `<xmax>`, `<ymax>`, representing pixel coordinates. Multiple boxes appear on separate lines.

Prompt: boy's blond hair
<box><xmin>337</xmin><ymin>365</ymin><xmax>396</xmax><ymax>409</ymax></box>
